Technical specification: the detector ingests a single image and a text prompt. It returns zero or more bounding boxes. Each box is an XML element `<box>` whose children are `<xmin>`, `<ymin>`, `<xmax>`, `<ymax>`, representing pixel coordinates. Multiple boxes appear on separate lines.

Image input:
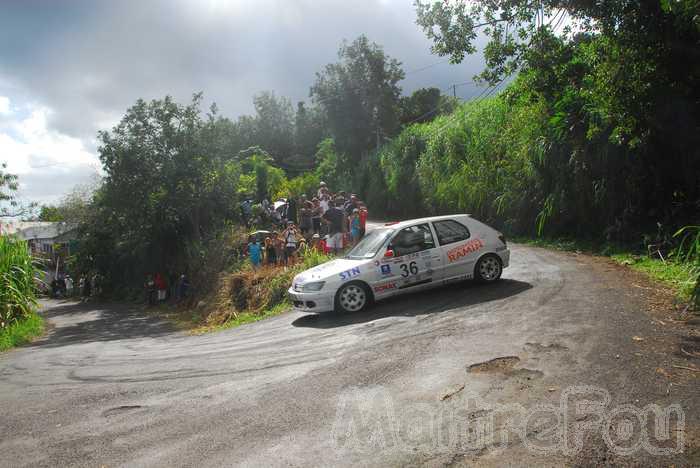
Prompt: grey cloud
<box><xmin>16</xmin><ymin>164</ymin><xmax>100</xmax><ymax>204</ymax></box>
<box><xmin>1</xmin><ymin>0</ymin><xmax>487</xmax><ymax>143</ymax></box>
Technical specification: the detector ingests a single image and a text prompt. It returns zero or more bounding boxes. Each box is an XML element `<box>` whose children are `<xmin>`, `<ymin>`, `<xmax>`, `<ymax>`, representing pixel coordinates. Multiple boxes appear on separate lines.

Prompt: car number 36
<box><xmin>399</xmin><ymin>261</ymin><xmax>418</xmax><ymax>277</ymax></box>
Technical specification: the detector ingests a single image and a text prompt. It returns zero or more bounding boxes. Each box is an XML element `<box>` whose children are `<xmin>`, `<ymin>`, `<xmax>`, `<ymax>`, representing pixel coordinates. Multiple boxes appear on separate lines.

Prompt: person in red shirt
<box><xmin>154</xmin><ymin>272</ymin><xmax>167</xmax><ymax>302</ymax></box>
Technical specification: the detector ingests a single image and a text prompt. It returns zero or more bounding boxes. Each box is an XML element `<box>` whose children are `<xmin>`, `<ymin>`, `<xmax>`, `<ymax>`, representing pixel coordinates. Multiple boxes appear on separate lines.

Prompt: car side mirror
<box><xmin>384</xmin><ymin>249</ymin><xmax>394</xmax><ymax>258</ymax></box>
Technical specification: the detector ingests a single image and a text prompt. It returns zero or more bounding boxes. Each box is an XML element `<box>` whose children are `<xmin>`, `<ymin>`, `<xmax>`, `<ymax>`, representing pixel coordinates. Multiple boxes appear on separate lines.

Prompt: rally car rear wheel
<box><xmin>335</xmin><ymin>282</ymin><xmax>371</xmax><ymax>313</ymax></box>
<box><xmin>475</xmin><ymin>254</ymin><xmax>502</xmax><ymax>283</ymax></box>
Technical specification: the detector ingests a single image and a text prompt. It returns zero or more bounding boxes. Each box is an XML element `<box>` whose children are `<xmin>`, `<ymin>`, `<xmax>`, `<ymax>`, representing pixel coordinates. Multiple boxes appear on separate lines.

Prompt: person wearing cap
<box><xmin>282</xmin><ymin>221</ymin><xmax>298</xmax><ymax>265</ymax></box>
<box><xmin>311</xmin><ymin>197</ymin><xmax>322</xmax><ymax>235</ymax></box>
<box><xmin>322</xmin><ymin>199</ymin><xmax>345</xmax><ymax>254</ymax></box>
<box><xmin>317</xmin><ymin>181</ymin><xmax>328</xmax><ymax>199</ymax></box>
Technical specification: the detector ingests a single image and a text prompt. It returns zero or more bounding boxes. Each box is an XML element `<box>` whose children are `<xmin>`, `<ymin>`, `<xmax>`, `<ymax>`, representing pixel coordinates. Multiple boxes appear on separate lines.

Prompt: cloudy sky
<box><xmin>0</xmin><ymin>0</ymin><xmax>486</xmax><ymax>206</ymax></box>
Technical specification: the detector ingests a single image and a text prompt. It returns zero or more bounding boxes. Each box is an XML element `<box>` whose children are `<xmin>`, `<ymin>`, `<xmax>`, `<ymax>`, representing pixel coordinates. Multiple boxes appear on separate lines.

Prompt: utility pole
<box><xmin>453</xmin><ymin>84</ymin><xmax>457</xmax><ymax>98</ymax></box>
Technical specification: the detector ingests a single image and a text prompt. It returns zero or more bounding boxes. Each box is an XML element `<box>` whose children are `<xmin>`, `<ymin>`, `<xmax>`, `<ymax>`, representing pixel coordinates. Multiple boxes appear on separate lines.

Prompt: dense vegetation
<box><xmin>0</xmin><ymin>235</ymin><xmax>43</xmax><ymax>350</ymax></box>
<box><xmin>36</xmin><ymin>2</ymin><xmax>698</xmax><ymax>303</ymax></box>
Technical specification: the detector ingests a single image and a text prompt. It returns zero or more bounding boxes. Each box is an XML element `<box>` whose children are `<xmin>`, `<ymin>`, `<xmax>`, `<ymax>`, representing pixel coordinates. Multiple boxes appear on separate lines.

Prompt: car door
<box><xmin>379</xmin><ymin>223</ymin><xmax>443</xmax><ymax>293</ymax></box>
<box><xmin>432</xmin><ymin>218</ymin><xmax>483</xmax><ymax>282</ymax></box>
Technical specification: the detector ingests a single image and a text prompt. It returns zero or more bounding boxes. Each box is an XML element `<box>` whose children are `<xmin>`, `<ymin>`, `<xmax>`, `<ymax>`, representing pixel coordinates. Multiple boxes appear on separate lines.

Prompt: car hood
<box><xmin>294</xmin><ymin>258</ymin><xmax>368</xmax><ymax>284</ymax></box>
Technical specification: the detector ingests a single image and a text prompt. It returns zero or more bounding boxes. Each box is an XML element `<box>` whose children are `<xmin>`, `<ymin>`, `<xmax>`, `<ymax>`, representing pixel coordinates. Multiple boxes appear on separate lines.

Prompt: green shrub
<box><xmin>0</xmin><ymin>236</ymin><xmax>38</xmax><ymax>329</ymax></box>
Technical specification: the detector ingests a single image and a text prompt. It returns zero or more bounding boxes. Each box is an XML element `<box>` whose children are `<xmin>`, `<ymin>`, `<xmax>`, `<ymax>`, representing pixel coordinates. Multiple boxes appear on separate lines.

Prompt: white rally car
<box><xmin>288</xmin><ymin>214</ymin><xmax>510</xmax><ymax>313</ymax></box>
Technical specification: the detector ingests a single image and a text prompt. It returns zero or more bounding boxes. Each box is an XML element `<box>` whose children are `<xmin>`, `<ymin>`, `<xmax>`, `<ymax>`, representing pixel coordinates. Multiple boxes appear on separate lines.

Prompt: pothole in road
<box><xmin>102</xmin><ymin>405</ymin><xmax>144</xmax><ymax>417</ymax></box>
<box><xmin>468</xmin><ymin>356</ymin><xmax>520</xmax><ymax>373</ymax></box>
<box><xmin>524</xmin><ymin>342</ymin><xmax>568</xmax><ymax>352</ymax></box>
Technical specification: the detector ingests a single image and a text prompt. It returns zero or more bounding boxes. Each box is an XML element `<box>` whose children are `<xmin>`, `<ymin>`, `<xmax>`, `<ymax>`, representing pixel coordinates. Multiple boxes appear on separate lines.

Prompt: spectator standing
<box><xmin>273</xmin><ymin>232</ymin><xmax>285</xmax><ymax>266</ymax></box>
<box><xmin>350</xmin><ymin>208</ymin><xmax>361</xmax><ymax>245</ymax></box>
<box><xmin>264</xmin><ymin>236</ymin><xmax>277</xmax><ymax>265</ymax></box>
<box><xmin>83</xmin><ymin>274</ymin><xmax>92</xmax><ymax>301</ymax></box>
<box><xmin>248</xmin><ymin>236</ymin><xmax>263</xmax><ymax>269</ymax></box>
<box><xmin>299</xmin><ymin>201</ymin><xmax>313</xmax><ymax>237</ymax></box>
<box><xmin>317</xmin><ymin>181</ymin><xmax>328</xmax><ymax>199</ymax></box>
<box><xmin>65</xmin><ymin>275</ymin><xmax>74</xmax><ymax>297</ymax></box>
<box><xmin>177</xmin><ymin>274</ymin><xmax>190</xmax><ymax>301</ymax></box>
<box><xmin>154</xmin><ymin>272</ymin><xmax>167</xmax><ymax>301</ymax></box>
<box><xmin>144</xmin><ymin>274</ymin><xmax>155</xmax><ymax>305</ymax></box>
<box><xmin>359</xmin><ymin>203</ymin><xmax>368</xmax><ymax>237</ymax></box>
<box><xmin>311</xmin><ymin>198</ymin><xmax>322</xmax><ymax>235</ymax></box>
<box><xmin>322</xmin><ymin>200</ymin><xmax>345</xmax><ymax>254</ymax></box>
<box><xmin>283</xmin><ymin>221</ymin><xmax>299</xmax><ymax>265</ymax></box>
<box><xmin>287</xmin><ymin>196</ymin><xmax>298</xmax><ymax>225</ymax></box>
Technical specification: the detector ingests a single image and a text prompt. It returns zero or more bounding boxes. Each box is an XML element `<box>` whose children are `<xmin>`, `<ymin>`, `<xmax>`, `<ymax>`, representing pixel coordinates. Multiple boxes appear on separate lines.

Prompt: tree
<box><xmin>0</xmin><ymin>162</ymin><xmax>20</xmax><ymax>217</ymax></box>
<box><xmin>293</xmin><ymin>101</ymin><xmax>326</xmax><ymax>170</ymax></box>
<box><xmin>251</xmin><ymin>91</ymin><xmax>295</xmax><ymax>166</ymax></box>
<box><xmin>414</xmin><ymin>0</ymin><xmax>700</xmax><ymax>236</ymax></box>
<box><xmin>310</xmin><ymin>35</ymin><xmax>405</xmax><ymax>174</ymax></box>
<box><xmin>37</xmin><ymin>181</ymin><xmax>97</xmax><ymax>223</ymax></box>
<box><xmin>0</xmin><ymin>162</ymin><xmax>37</xmax><ymax>218</ymax></box>
<box><xmin>399</xmin><ymin>87</ymin><xmax>456</xmax><ymax>126</ymax></box>
<box><xmin>82</xmin><ymin>93</ymin><xmax>242</xmax><ymax>290</ymax></box>
<box><xmin>38</xmin><ymin>205</ymin><xmax>62</xmax><ymax>222</ymax></box>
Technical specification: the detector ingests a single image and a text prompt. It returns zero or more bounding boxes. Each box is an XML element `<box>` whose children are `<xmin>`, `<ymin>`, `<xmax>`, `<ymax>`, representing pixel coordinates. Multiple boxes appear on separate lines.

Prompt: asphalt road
<box><xmin>1</xmin><ymin>244</ymin><xmax>696</xmax><ymax>467</ymax></box>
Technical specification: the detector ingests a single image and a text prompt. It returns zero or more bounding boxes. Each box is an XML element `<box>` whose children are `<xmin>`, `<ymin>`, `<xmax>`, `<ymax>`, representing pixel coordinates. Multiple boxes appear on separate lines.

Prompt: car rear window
<box><xmin>432</xmin><ymin>219</ymin><xmax>470</xmax><ymax>245</ymax></box>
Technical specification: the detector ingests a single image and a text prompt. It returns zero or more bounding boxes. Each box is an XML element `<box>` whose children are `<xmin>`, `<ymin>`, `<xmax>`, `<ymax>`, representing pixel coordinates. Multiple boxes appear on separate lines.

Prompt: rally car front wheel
<box><xmin>334</xmin><ymin>281</ymin><xmax>371</xmax><ymax>313</ymax></box>
<box><xmin>475</xmin><ymin>254</ymin><xmax>503</xmax><ymax>283</ymax></box>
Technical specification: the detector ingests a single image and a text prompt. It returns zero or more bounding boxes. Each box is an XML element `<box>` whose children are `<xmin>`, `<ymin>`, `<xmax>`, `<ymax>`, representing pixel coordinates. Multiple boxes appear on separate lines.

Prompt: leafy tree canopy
<box><xmin>311</xmin><ymin>35</ymin><xmax>405</xmax><ymax>170</ymax></box>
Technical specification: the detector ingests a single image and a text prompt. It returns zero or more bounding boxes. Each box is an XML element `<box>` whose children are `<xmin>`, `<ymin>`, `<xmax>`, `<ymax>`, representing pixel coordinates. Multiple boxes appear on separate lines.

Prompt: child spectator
<box><xmin>350</xmin><ymin>208</ymin><xmax>361</xmax><ymax>245</ymax></box>
<box><xmin>297</xmin><ymin>238</ymin><xmax>308</xmax><ymax>259</ymax></box>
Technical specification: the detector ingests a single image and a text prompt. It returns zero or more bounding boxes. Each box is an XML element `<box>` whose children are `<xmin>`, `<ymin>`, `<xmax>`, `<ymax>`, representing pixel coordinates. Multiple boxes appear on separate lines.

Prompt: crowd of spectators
<box><xmin>245</xmin><ymin>181</ymin><xmax>369</xmax><ymax>268</ymax></box>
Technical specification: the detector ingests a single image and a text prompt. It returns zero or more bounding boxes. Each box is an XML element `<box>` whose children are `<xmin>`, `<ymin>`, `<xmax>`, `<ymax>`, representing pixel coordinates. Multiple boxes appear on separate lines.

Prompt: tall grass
<box><xmin>0</xmin><ymin>235</ymin><xmax>38</xmax><ymax>329</ymax></box>
<box><xmin>674</xmin><ymin>226</ymin><xmax>700</xmax><ymax>307</ymax></box>
<box><xmin>203</xmin><ymin>248</ymin><xmax>333</xmax><ymax>329</ymax></box>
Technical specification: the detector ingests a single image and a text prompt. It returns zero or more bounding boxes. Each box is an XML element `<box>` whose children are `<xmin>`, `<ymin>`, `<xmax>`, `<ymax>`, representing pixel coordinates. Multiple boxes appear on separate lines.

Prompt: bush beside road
<box><xmin>0</xmin><ymin>236</ymin><xmax>44</xmax><ymax>351</ymax></box>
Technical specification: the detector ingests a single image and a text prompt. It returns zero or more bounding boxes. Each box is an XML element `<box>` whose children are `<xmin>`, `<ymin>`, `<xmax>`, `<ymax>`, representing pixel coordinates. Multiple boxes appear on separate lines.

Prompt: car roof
<box><xmin>382</xmin><ymin>214</ymin><xmax>471</xmax><ymax>230</ymax></box>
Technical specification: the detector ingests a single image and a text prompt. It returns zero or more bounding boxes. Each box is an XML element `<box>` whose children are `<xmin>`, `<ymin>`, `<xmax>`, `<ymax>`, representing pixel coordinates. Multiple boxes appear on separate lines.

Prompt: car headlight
<box><xmin>300</xmin><ymin>281</ymin><xmax>325</xmax><ymax>292</ymax></box>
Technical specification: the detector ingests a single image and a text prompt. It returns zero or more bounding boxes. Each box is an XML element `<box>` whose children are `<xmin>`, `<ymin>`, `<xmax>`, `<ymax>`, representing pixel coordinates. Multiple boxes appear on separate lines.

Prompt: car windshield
<box><xmin>345</xmin><ymin>228</ymin><xmax>393</xmax><ymax>259</ymax></box>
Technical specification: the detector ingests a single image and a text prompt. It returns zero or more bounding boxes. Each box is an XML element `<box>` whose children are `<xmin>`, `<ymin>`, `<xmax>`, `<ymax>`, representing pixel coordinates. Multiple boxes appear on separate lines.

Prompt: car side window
<box><xmin>433</xmin><ymin>220</ymin><xmax>471</xmax><ymax>246</ymax></box>
<box><xmin>389</xmin><ymin>223</ymin><xmax>436</xmax><ymax>257</ymax></box>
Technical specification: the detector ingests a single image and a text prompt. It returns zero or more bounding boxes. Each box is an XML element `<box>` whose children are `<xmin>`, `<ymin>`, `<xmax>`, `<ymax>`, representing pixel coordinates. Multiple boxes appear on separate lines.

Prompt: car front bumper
<box><xmin>287</xmin><ymin>287</ymin><xmax>335</xmax><ymax>313</ymax></box>
<box><xmin>498</xmin><ymin>248</ymin><xmax>510</xmax><ymax>268</ymax></box>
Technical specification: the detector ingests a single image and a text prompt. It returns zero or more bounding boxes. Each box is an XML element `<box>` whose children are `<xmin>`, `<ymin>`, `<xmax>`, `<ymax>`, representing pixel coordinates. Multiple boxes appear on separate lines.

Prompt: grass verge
<box><xmin>158</xmin><ymin>248</ymin><xmax>334</xmax><ymax>334</ymax></box>
<box><xmin>190</xmin><ymin>302</ymin><xmax>289</xmax><ymax>334</ymax></box>
<box><xmin>514</xmin><ymin>236</ymin><xmax>697</xmax><ymax>304</ymax></box>
<box><xmin>610</xmin><ymin>253</ymin><xmax>696</xmax><ymax>302</ymax></box>
<box><xmin>0</xmin><ymin>312</ymin><xmax>45</xmax><ymax>351</ymax></box>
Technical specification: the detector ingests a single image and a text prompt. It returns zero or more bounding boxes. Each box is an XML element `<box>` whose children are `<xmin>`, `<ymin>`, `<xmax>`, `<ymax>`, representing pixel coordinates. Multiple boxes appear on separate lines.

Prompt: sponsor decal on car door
<box><xmin>380</xmin><ymin>223</ymin><xmax>443</xmax><ymax>292</ymax></box>
<box><xmin>433</xmin><ymin>219</ymin><xmax>483</xmax><ymax>282</ymax></box>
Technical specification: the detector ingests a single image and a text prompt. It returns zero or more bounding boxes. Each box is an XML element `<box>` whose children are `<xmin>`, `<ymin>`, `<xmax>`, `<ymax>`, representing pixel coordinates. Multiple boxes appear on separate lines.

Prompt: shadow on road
<box><xmin>30</xmin><ymin>301</ymin><xmax>176</xmax><ymax>348</ymax></box>
<box><xmin>292</xmin><ymin>278</ymin><xmax>532</xmax><ymax>329</ymax></box>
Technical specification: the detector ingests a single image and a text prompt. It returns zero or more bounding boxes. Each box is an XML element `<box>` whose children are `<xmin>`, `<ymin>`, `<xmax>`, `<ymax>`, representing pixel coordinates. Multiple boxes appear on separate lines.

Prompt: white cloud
<box><xmin>0</xmin><ymin>101</ymin><xmax>101</xmax><ymax>204</ymax></box>
<box><xmin>0</xmin><ymin>96</ymin><xmax>10</xmax><ymax>115</ymax></box>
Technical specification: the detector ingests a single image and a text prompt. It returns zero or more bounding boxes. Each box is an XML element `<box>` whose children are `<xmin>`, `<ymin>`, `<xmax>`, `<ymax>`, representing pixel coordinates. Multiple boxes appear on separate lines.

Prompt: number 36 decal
<box><xmin>400</xmin><ymin>261</ymin><xmax>418</xmax><ymax>277</ymax></box>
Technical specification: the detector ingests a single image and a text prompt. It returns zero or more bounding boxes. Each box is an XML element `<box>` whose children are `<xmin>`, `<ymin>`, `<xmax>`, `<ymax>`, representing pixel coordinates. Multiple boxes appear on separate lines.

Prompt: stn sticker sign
<box><xmin>447</xmin><ymin>239</ymin><xmax>484</xmax><ymax>263</ymax></box>
<box><xmin>339</xmin><ymin>267</ymin><xmax>361</xmax><ymax>281</ymax></box>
